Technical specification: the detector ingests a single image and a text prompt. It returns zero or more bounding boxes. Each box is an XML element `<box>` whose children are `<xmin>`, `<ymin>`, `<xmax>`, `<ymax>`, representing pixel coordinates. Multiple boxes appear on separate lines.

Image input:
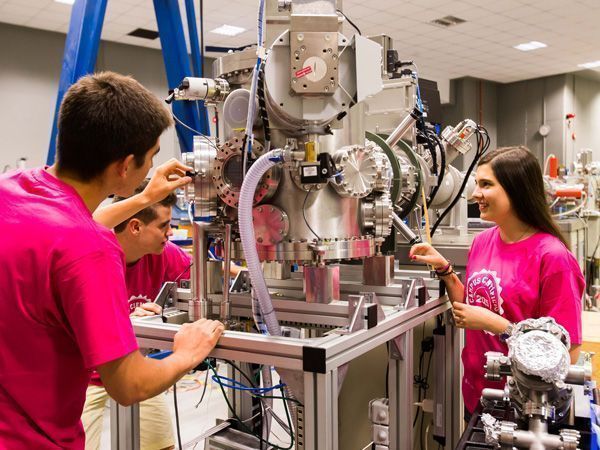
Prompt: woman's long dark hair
<box><xmin>478</xmin><ymin>146</ymin><xmax>569</xmax><ymax>249</ymax></box>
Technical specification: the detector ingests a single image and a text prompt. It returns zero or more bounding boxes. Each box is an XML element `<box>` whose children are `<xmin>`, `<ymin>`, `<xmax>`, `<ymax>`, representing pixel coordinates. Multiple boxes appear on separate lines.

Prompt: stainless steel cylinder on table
<box><xmin>220</xmin><ymin>224</ymin><xmax>232</xmax><ymax>321</ymax></box>
<box><xmin>190</xmin><ymin>221</ymin><xmax>210</xmax><ymax>320</ymax></box>
<box><xmin>304</xmin><ymin>265</ymin><xmax>340</xmax><ymax>303</ymax></box>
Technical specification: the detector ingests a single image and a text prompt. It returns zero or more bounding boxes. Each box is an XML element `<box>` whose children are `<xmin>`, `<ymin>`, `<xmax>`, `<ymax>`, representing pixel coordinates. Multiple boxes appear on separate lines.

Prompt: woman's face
<box><xmin>472</xmin><ymin>163</ymin><xmax>513</xmax><ymax>224</ymax></box>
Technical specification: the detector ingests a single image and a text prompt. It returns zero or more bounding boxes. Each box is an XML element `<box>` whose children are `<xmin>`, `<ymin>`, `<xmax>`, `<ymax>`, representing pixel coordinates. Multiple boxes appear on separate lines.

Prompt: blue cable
<box><xmin>208</xmin><ymin>248</ymin><xmax>224</xmax><ymax>261</ymax></box>
<box><xmin>211</xmin><ymin>374</ymin><xmax>285</xmax><ymax>394</ymax></box>
<box><xmin>412</xmin><ymin>71</ymin><xmax>424</xmax><ymax>112</ymax></box>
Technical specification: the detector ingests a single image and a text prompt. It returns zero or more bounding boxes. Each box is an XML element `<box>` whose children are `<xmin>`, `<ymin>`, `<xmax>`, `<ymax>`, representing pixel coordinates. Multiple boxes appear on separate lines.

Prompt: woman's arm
<box><xmin>439</xmin><ymin>272</ymin><xmax>466</xmax><ymax>304</ymax></box>
<box><xmin>409</xmin><ymin>243</ymin><xmax>465</xmax><ymax>303</ymax></box>
<box><xmin>452</xmin><ymin>302</ymin><xmax>510</xmax><ymax>333</ymax></box>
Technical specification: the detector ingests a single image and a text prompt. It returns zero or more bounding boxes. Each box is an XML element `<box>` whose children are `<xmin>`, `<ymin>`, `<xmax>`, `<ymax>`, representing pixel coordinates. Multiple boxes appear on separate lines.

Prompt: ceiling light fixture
<box><xmin>430</xmin><ymin>15</ymin><xmax>466</xmax><ymax>28</ymax></box>
<box><xmin>128</xmin><ymin>28</ymin><xmax>159</xmax><ymax>40</ymax></box>
<box><xmin>54</xmin><ymin>0</ymin><xmax>75</xmax><ymax>4</ymax></box>
<box><xmin>513</xmin><ymin>41</ymin><xmax>547</xmax><ymax>51</ymax></box>
<box><xmin>210</xmin><ymin>24</ymin><xmax>246</xmax><ymax>37</ymax></box>
<box><xmin>578</xmin><ymin>60</ymin><xmax>600</xmax><ymax>69</ymax></box>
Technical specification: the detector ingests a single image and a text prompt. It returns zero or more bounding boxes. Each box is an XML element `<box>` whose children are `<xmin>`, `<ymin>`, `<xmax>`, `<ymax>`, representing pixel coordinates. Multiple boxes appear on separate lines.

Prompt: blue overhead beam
<box><xmin>47</xmin><ymin>0</ymin><xmax>108</xmax><ymax>166</ymax></box>
<box><xmin>183</xmin><ymin>0</ymin><xmax>209</xmax><ymax>134</ymax></box>
<box><xmin>154</xmin><ymin>0</ymin><xmax>209</xmax><ymax>152</ymax></box>
<box><xmin>184</xmin><ymin>0</ymin><xmax>202</xmax><ymax>78</ymax></box>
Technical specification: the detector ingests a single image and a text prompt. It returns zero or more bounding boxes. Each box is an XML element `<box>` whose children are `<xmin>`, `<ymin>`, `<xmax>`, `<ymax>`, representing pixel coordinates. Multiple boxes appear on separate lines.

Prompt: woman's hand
<box><xmin>452</xmin><ymin>302</ymin><xmax>509</xmax><ymax>334</ymax></box>
<box><xmin>409</xmin><ymin>243</ymin><xmax>448</xmax><ymax>269</ymax></box>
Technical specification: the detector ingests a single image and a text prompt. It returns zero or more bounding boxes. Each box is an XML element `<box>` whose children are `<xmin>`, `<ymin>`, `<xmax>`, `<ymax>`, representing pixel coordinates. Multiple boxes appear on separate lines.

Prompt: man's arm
<box><xmin>94</xmin><ymin>159</ymin><xmax>193</xmax><ymax>229</ymax></box>
<box><xmin>94</xmin><ymin>194</ymin><xmax>154</xmax><ymax>229</ymax></box>
<box><xmin>97</xmin><ymin>318</ymin><xmax>224</xmax><ymax>405</ymax></box>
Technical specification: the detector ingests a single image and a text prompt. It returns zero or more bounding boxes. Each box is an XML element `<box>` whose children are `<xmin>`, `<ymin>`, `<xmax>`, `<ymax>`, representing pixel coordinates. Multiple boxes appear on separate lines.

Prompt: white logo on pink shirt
<box><xmin>128</xmin><ymin>295</ymin><xmax>151</xmax><ymax>314</ymax></box>
<box><xmin>466</xmin><ymin>269</ymin><xmax>504</xmax><ymax>315</ymax></box>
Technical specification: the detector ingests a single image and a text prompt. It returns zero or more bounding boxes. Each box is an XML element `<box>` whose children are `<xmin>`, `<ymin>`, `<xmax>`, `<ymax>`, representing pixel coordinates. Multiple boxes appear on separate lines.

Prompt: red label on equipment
<box><xmin>295</xmin><ymin>66</ymin><xmax>313</xmax><ymax>78</ymax></box>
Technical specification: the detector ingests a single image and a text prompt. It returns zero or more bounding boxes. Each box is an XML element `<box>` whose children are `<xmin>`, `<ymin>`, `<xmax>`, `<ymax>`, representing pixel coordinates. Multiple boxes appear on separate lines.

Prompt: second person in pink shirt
<box><xmin>409</xmin><ymin>146</ymin><xmax>584</xmax><ymax>419</ymax></box>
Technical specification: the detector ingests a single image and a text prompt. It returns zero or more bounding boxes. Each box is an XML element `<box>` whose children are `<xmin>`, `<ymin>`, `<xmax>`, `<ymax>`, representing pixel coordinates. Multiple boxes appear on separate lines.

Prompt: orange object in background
<box><xmin>555</xmin><ymin>187</ymin><xmax>583</xmax><ymax>198</ymax></box>
<box><xmin>548</xmin><ymin>155</ymin><xmax>558</xmax><ymax>178</ymax></box>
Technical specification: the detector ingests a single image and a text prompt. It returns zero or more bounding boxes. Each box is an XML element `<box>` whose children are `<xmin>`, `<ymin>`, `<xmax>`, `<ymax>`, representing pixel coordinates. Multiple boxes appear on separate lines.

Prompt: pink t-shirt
<box><xmin>0</xmin><ymin>168</ymin><xmax>139</xmax><ymax>449</ymax></box>
<box><xmin>124</xmin><ymin>242</ymin><xmax>191</xmax><ymax>314</ymax></box>
<box><xmin>89</xmin><ymin>242</ymin><xmax>191</xmax><ymax>387</ymax></box>
<box><xmin>461</xmin><ymin>226</ymin><xmax>584</xmax><ymax>414</ymax></box>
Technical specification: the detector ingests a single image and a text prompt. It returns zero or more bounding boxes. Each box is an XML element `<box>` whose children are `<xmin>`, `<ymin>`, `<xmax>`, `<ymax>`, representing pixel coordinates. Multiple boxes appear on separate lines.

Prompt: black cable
<box><xmin>426</xmin><ymin>131</ymin><xmax>446</xmax><ymax>206</ymax></box>
<box><xmin>224</xmin><ymin>359</ymin><xmax>303</xmax><ymax>446</ymax></box>
<box><xmin>420</xmin><ymin>349</ymin><xmax>434</xmax><ymax>450</ymax></box>
<box><xmin>208</xmin><ymin>362</ymin><xmax>295</xmax><ymax>449</ymax></box>
<box><xmin>412</xmin><ymin>348</ymin><xmax>427</xmax><ymax>427</ymax></box>
<box><xmin>430</xmin><ymin>126</ymin><xmax>490</xmax><ymax>236</ymax></box>
<box><xmin>257</xmin><ymin>59</ymin><xmax>271</xmax><ymax>146</ymax></box>
<box><xmin>336</xmin><ymin>9</ymin><xmax>361</xmax><ymax>35</ymax></box>
<box><xmin>418</xmin><ymin>128</ymin><xmax>437</xmax><ymax>176</ymax></box>
<box><xmin>173</xmin><ymin>383</ymin><xmax>183</xmax><ymax>450</ymax></box>
<box><xmin>172</xmin><ymin>112</ymin><xmax>220</xmax><ymax>152</ymax></box>
<box><xmin>256</xmin><ymin>394</ymin><xmax>303</xmax><ymax>405</ymax></box>
<box><xmin>413</xmin><ymin>324</ymin><xmax>426</xmax><ymax>428</ymax></box>
<box><xmin>224</xmin><ymin>360</ymin><xmax>265</xmax><ymax>438</ymax></box>
<box><xmin>173</xmin><ymin>260</ymin><xmax>194</xmax><ymax>284</ymax></box>
<box><xmin>194</xmin><ymin>367</ymin><xmax>210</xmax><ymax>408</ymax></box>
<box><xmin>302</xmin><ymin>187</ymin><xmax>321</xmax><ymax>241</ymax></box>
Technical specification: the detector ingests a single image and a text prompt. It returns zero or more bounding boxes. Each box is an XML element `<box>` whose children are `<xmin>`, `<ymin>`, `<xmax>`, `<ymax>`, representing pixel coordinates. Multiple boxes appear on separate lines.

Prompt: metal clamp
<box><xmin>484</xmin><ymin>352</ymin><xmax>512</xmax><ymax>381</ymax></box>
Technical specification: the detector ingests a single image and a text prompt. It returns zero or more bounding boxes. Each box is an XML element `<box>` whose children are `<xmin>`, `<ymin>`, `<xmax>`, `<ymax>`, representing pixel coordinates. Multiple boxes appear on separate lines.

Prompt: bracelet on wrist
<box><xmin>437</xmin><ymin>268</ymin><xmax>454</xmax><ymax>277</ymax></box>
<box><xmin>434</xmin><ymin>261</ymin><xmax>452</xmax><ymax>275</ymax></box>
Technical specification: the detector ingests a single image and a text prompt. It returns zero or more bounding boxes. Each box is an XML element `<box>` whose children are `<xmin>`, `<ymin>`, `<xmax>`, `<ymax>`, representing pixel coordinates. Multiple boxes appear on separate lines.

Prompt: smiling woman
<box><xmin>409</xmin><ymin>145</ymin><xmax>584</xmax><ymax>416</ymax></box>
<box><xmin>476</xmin><ymin>146</ymin><xmax>569</xmax><ymax>247</ymax></box>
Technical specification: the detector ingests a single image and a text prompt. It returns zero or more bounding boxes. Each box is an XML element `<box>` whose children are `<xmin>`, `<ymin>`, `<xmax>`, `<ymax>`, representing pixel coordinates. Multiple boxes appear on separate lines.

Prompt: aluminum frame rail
<box><xmin>131</xmin><ymin>296</ymin><xmax>453</xmax><ymax>449</ymax></box>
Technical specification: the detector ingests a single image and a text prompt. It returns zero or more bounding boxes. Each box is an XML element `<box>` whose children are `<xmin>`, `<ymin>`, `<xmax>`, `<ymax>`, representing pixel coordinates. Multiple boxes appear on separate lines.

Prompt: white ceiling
<box><xmin>1</xmin><ymin>0</ymin><xmax>599</xmax><ymax>84</ymax></box>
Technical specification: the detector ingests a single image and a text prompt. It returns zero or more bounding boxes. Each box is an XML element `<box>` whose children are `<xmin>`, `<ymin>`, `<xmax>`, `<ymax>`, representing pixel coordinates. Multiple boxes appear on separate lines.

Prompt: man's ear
<box><xmin>115</xmin><ymin>154</ymin><xmax>136</xmax><ymax>179</ymax></box>
<box><xmin>128</xmin><ymin>218</ymin><xmax>143</xmax><ymax>236</ymax></box>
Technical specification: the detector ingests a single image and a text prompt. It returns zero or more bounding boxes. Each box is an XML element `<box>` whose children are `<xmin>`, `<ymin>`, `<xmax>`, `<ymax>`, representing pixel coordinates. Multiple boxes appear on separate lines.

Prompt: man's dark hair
<box><xmin>56</xmin><ymin>71</ymin><xmax>172</xmax><ymax>181</ymax></box>
<box><xmin>113</xmin><ymin>179</ymin><xmax>178</xmax><ymax>233</ymax></box>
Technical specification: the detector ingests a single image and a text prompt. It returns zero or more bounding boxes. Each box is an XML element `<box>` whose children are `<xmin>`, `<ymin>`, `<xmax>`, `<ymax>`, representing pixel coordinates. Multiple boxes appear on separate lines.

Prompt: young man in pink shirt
<box><xmin>83</xmin><ymin>183</ymin><xmax>190</xmax><ymax>450</ymax></box>
<box><xmin>0</xmin><ymin>72</ymin><xmax>224</xmax><ymax>449</ymax></box>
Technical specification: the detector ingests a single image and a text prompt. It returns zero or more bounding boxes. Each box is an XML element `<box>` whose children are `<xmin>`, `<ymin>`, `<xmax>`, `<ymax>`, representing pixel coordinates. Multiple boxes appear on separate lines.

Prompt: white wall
<box><xmin>571</xmin><ymin>74</ymin><xmax>600</xmax><ymax>162</ymax></box>
<box><xmin>0</xmin><ymin>22</ymin><xmax>182</xmax><ymax>173</ymax></box>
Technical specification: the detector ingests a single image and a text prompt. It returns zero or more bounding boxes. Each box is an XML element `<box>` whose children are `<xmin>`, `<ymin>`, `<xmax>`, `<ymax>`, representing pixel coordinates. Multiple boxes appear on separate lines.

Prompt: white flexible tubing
<box><xmin>238</xmin><ymin>150</ymin><xmax>282</xmax><ymax>336</ymax></box>
<box><xmin>552</xmin><ymin>191</ymin><xmax>587</xmax><ymax>218</ymax></box>
<box><xmin>242</xmin><ymin>0</ymin><xmax>266</xmax><ymax>177</ymax></box>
